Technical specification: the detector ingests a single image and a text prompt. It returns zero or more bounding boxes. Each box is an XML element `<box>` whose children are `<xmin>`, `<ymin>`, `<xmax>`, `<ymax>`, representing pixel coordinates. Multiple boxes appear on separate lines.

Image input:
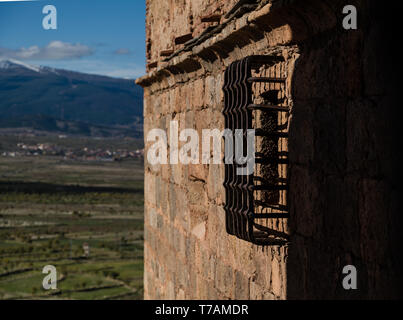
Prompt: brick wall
<box><xmin>145</xmin><ymin>0</ymin><xmax>239</xmax><ymax>68</ymax></box>
<box><xmin>137</xmin><ymin>0</ymin><xmax>403</xmax><ymax>299</ymax></box>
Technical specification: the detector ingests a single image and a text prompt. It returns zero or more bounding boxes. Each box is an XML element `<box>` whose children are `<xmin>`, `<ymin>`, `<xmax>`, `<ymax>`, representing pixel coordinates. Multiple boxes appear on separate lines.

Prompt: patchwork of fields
<box><xmin>0</xmin><ymin>153</ymin><xmax>144</xmax><ymax>300</ymax></box>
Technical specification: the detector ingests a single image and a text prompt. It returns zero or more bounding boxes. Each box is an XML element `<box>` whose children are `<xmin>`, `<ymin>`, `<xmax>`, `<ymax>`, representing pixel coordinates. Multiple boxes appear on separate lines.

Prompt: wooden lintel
<box><xmin>147</xmin><ymin>61</ymin><xmax>158</xmax><ymax>69</ymax></box>
<box><xmin>160</xmin><ymin>49</ymin><xmax>174</xmax><ymax>57</ymax></box>
<box><xmin>175</xmin><ymin>33</ymin><xmax>193</xmax><ymax>45</ymax></box>
<box><xmin>201</xmin><ymin>14</ymin><xmax>221</xmax><ymax>23</ymax></box>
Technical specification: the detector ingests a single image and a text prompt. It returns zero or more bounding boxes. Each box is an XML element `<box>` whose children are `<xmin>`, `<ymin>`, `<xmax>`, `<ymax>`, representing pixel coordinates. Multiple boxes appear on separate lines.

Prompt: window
<box><xmin>223</xmin><ymin>55</ymin><xmax>290</xmax><ymax>245</ymax></box>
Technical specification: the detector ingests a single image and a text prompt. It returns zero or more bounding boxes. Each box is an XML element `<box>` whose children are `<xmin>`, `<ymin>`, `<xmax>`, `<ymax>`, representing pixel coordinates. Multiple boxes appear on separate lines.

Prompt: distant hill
<box><xmin>0</xmin><ymin>59</ymin><xmax>143</xmax><ymax>137</ymax></box>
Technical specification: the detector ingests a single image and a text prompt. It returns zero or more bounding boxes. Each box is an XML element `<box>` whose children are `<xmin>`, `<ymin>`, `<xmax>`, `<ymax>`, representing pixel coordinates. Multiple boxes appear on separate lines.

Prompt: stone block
<box><xmin>234</xmin><ymin>270</ymin><xmax>250</xmax><ymax>300</ymax></box>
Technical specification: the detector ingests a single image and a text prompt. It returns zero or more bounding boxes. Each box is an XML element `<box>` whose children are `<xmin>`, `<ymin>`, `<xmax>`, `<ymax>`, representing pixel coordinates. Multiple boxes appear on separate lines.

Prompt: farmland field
<box><xmin>0</xmin><ymin>143</ymin><xmax>144</xmax><ymax>300</ymax></box>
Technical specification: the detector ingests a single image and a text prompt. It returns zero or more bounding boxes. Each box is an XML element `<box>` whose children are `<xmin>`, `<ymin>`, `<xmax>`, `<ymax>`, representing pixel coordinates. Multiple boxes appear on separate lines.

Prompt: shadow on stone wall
<box><xmin>283</xmin><ymin>0</ymin><xmax>403</xmax><ymax>299</ymax></box>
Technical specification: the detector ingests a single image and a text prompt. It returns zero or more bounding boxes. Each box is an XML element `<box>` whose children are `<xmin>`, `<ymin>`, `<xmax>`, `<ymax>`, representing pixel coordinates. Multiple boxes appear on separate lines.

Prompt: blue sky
<box><xmin>0</xmin><ymin>0</ymin><xmax>146</xmax><ymax>79</ymax></box>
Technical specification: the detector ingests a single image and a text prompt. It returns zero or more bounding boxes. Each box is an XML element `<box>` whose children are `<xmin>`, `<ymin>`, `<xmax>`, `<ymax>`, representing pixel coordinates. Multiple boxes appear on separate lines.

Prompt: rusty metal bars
<box><xmin>223</xmin><ymin>55</ymin><xmax>289</xmax><ymax>245</ymax></box>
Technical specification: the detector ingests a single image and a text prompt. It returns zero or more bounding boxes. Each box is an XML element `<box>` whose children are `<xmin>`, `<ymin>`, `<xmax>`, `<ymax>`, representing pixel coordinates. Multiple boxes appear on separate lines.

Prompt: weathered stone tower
<box><xmin>137</xmin><ymin>0</ymin><xmax>402</xmax><ymax>299</ymax></box>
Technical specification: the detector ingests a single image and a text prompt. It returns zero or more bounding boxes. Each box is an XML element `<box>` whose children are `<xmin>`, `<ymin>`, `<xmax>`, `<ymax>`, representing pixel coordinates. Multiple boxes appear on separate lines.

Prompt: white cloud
<box><xmin>0</xmin><ymin>41</ymin><xmax>145</xmax><ymax>79</ymax></box>
<box><xmin>102</xmin><ymin>66</ymin><xmax>145</xmax><ymax>79</ymax></box>
<box><xmin>23</xmin><ymin>59</ymin><xmax>145</xmax><ymax>79</ymax></box>
<box><xmin>114</xmin><ymin>48</ymin><xmax>130</xmax><ymax>55</ymax></box>
<box><xmin>0</xmin><ymin>41</ymin><xmax>93</xmax><ymax>60</ymax></box>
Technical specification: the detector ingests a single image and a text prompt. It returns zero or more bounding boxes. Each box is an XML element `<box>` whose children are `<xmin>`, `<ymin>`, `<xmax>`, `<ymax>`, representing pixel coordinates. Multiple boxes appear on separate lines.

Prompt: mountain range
<box><xmin>0</xmin><ymin>59</ymin><xmax>143</xmax><ymax>137</ymax></box>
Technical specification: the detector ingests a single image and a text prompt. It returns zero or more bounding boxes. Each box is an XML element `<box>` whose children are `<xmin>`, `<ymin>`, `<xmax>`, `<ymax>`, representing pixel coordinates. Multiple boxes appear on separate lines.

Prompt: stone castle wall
<box><xmin>145</xmin><ymin>0</ymin><xmax>239</xmax><ymax>68</ymax></box>
<box><xmin>137</xmin><ymin>0</ymin><xmax>402</xmax><ymax>299</ymax></box>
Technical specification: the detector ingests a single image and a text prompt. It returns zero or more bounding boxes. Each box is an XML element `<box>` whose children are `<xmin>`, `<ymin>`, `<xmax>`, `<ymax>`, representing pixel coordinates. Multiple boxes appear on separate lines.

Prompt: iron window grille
<box><xmin>223</xmin><ymin>55</ymin><xmax>290</xmax><ymax>245</ymax></box>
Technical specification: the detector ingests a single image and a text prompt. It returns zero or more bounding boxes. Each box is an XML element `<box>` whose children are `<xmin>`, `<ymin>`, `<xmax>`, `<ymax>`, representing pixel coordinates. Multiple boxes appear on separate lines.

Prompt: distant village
<box><xmin>1</xmin><ymin>142</ymin><xmax>144</xmax><ymax>162</ymax></box>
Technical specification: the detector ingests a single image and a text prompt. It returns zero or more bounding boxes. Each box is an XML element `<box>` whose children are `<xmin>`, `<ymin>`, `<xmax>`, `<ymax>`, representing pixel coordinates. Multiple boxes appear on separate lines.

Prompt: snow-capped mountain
<box><xmin>0</xmin><ymin>59</ymin><xmax>42</xmax><ymax>73</ymax></box>
<box><xmin>0</xmin><ymin>59</ymin><xmax>143</xmax><ymax>136</ymax></box>
<box><xmin>0</xmin><ymin>59</ymin><xmax>64</xmax><ymax>76</ymax></box>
